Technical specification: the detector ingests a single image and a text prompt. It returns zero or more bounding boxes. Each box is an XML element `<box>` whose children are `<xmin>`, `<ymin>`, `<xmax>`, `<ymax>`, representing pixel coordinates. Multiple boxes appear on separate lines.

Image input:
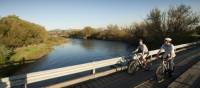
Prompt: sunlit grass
<box><xmin>10</xmin><ymin>43</ymin><xmax>51</xmax><ymax>61</ymax></box>
<box><xmin>10</xmin><ymin>37</ymin><xmax>67</xmax><ymax>62</ymax></box>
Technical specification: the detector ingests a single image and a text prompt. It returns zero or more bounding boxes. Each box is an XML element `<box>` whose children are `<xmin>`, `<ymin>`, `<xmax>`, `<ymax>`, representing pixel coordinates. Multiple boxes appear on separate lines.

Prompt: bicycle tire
<box><xmin>127</xmin><ymin>60</ymin><xmax>139</xmax><ymax>74</ymax></box>
<box><xmin>155</xmin><ymin>65</ymin><xmax>165</xmax><ymax>82</ymax></box>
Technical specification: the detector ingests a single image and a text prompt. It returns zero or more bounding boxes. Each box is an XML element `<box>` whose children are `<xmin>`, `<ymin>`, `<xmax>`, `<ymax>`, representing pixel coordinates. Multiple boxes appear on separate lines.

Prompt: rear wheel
<box><xmin>127</xmin><ymin>60</ymin><xmax>139</xmax><ymax>74</ymax></box>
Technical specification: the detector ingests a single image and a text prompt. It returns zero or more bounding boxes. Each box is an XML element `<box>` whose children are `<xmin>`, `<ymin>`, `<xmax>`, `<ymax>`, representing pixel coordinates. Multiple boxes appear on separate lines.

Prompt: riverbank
<box><xmin>10</xmin><ymin>37</ymin><xmax>67</xmax><ymax>62</ymax></box>
<box><xmin>0</xmin><ymin>37</ymin><xmax>67</xmax><ymax>78</ymax></box>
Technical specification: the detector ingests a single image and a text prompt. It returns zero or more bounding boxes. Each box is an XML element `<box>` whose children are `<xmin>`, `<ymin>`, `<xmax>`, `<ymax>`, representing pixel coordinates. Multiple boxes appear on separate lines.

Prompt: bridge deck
<box><xmin>67</xmin><ymin>47</ymin><xmax>200</xmax><ymax>88</ymax></box>
<box><xmin>168</xmin><ymin>61</ymin><xmax>200</xmax><ymax>88</ymax></box>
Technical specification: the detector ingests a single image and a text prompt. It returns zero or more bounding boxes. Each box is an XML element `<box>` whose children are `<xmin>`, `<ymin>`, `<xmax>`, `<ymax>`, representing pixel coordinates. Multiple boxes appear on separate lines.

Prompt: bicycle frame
<box><xmin>132</xmin><ymin>53</ymin><xmax>143</xmax><ymax>65</ymax></box>
<box><xmin>127</xmin><ymin>53</ymin><xmax>151</xmax><ymax>74</ymax></box>
<box><xmin>161</xmin><ymin>60</ymin><xmax>170</xmax><ymax>73</ymax></box>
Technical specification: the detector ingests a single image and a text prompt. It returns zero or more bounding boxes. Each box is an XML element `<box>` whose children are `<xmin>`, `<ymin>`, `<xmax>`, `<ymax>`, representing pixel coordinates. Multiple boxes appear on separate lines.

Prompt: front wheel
<box><xmin>127</xmin><ymin>60</ymin><xmax>139</xmax><ymax>74</ymax></box>
<box><xmin>155</xmin><ymin>65</ymin><xmax>165</xmax><ymax>83</ymax></box>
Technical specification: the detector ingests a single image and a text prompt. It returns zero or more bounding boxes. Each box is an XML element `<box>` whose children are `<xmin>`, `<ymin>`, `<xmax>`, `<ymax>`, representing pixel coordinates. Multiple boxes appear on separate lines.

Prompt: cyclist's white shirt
<box><xmin>160</xmin><ymin>44</ymin><xmax>176</xmax><ymax>58</ymax></box>
<box><xmin>135</xmin><ymin>44</ymin><xmax>148</xmax><ymax>54</ymax></box>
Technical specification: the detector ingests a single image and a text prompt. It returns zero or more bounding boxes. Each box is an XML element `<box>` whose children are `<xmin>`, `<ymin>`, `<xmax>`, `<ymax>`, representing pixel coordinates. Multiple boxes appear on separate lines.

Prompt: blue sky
<box><xmin>0</xmin><ymin>0</ymin><xmax>200</xmax><ymax>30</ymax></box>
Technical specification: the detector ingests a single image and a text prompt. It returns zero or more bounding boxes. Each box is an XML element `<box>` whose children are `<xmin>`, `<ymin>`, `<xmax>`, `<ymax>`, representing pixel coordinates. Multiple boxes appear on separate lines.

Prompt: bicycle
<box><xmin>155</xmin><ymin>56</ymin><xmax>175</xmax><ymax>83</ymax></box>
<box><xmin>127</xmin><ymin>53</ymin><xmax>151</xmax><ymax>74</ymax></box>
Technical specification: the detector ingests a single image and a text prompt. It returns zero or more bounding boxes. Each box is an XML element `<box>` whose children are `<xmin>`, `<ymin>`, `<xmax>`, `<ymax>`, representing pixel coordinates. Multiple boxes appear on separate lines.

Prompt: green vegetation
<box><xmin>10</xmin><ymin>44</ymin><xmax>50</xmax><ymax>61</ymax></box>
<box><xmin>58</xmin><ymin>5</ymin><xmax>200</xmax><ymax>49</ymax></box>
<box><xmin>0</xmin><ymin>15</ymin><xmax>48</xmax><ymax>48</ymax></box>
<box><xmin>0</xmin><ymin>15</ymin><xmax>66</xmax><ymax>65</ymax></box>
<box><xmin>45</xmin><ymin>37</ymin><xmax>67</xmax><ymax>45</ymax></box>
<box><xmin>9</xmin><ymin>37</ymin><xmax>66</xmax><ymax>62</ymax></box>
<box><xmin>0</xmin><ymin>44</ymin><xmax>11</xmax><ymax>63</ymax></box>
<box><xmin>59</xmin><ymin>25</ymin><xmax>130</xmax><ymax>41</ymax></box>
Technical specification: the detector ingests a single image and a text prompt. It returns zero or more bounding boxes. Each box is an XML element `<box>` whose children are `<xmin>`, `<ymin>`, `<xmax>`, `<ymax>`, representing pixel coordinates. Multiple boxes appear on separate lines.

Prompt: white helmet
<box><xmin>165</xmin><ymin>37</ymin><xmax>172</xmax><ymax>41</ymax></box>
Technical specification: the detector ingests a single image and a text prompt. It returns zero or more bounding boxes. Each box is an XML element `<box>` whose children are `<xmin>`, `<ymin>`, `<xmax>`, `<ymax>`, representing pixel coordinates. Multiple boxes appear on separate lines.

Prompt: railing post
<box><xmin>91</xmin><ymin>61</ymin><xmax>96</xmax><ymax>75</ymax></box>
<box><xmin>24</xmin><ymin>80</ymin><xmax>27</xmax><ymax>88</ymax></box>
<box><xmin>92</xmin><ymin>68</ymin><xmax>96</xmax><ymax>74</ymax></box>
<box><xmin>20</xmin><ymin>75</ymin><xmax>28</xmax><ymax>88</ymax></box>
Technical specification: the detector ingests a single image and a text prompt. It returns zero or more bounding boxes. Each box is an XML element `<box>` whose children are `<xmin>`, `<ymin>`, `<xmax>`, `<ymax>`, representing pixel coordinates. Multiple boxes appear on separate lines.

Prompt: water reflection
<box><xmin>78</xmin><ymin>39</ymin><xmax>95</xmax><ymax>50</ymax></box>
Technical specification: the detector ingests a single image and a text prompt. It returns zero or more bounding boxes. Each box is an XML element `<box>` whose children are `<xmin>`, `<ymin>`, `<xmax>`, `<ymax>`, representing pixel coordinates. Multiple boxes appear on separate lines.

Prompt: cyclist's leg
<box><xmin>137</xmin><ymin>53</ymin><xmax>143</xmax><ymax>64</ymax></box>
<box><xmin>169</xmin><ymin>58</ymin><xmax>174</xmax><ymax>71</ymax></box>
<box><xmin>168</xmin><ymin>58</ymin><xmax>174</xmax><ymax>77</ymax></box>
<box><xmin>142</xmin><ymin>54</ymin><xmax>148</xmax><ymax>68</ymax></box>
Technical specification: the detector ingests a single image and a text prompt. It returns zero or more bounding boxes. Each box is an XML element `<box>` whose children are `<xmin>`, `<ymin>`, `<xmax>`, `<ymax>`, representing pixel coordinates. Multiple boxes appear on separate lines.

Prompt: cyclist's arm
<box><xmin>157</xmin><ymin>45</ymin><xmax>164</xmax><ymax>57</ymax></box>
<box><xmin>141</xmin><ymin>46</ymin><xmax>145</xmax><ymax>55</ymax></box>
<box><xmin>132</xmin><ymin>47</ymin><xmax>139</xmax><ymax>53</ymax></box>
<box><xmin>169</xmin><ymin>45</ymin><xmax>176</xmax><ymax>59</ymax></box>
<box><xmin>157</xmin><ymin>49</ymin><xmax>161</xmax><ymax>57</ymax></box>
<box><xmin>142</xmin><ymin>44</ymin><xmax>148</xmax><ymax>55</ymax></box>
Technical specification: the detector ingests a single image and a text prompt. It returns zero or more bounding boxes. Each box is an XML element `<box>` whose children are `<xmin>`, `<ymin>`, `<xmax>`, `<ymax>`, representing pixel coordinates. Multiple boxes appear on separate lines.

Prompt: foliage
<box><xmin>9</xmin><ymin>36</ymin><xmax>66</xmax><ymax>62</ymax></box>
<box><xmin>0</xmin><ymin>15</ymin><xmax>65</xmax><ymax>64</ymax></box>
<box><xmin>167</xmin><ymin>5</ymin><xmax>199</xmax><ymax>34</ymax></box>
<box><xmin>61</xmin><ymin>25</ymin><xmax>130</xmax><ymax>42</ymax></box>
<box><xmin>46</xmin><ymin>37</ymin><xmax>67</xmax><ymax>45</ymax></box>
<box><xmin>81</xmin><ymin>26</ymin><xmax>95</xmax><ymax>39</ymax></box>
<box><xmin>0</xmin><ymin>15</ymin><xmax>48</xmax><ymax>47</ymax></box>
<box><xmin>196</xmin><ymin>26</ymin><xmax>200</xmax><ymax>35</ymax></box>
<box><xmin>0</xmin><ymin>44</ymin><xmax>10</xmax><ymax>63</ymax></box>
<box><xmin>61</xmin><ymin>5</ymin><xmax>199</xmax><ymax>46</ymax></box>
<box><xmin>126</xmin><ymin>5</ymin><xmax>200</xmax><ymax>46</ymax></box>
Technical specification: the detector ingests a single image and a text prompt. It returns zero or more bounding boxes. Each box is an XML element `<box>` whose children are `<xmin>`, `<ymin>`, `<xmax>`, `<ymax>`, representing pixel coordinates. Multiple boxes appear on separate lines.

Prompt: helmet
<box><xmin>165</xmin><ymin>37</ymin><xmax>172</xmax><ymax>41</ymax></box>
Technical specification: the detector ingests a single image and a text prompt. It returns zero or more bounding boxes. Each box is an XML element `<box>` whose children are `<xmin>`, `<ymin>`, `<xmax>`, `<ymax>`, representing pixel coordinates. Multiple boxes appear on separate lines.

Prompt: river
<box><xmin>15</xmin><ymin>39</ymin><xmax>135</xmax><ymax>74</ymax></box>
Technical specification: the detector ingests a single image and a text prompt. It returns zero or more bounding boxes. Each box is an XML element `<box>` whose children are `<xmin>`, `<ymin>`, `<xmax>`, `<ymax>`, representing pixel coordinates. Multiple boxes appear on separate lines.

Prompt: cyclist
<box><xmin>133</xmin><ymin>39</ymin><xmax>149</xmax><ymax>70</ymax></box>
<box><xmin>157</xmin><ymin>38</ymin><xmax>176</xmax><ymax>77</ymax></box>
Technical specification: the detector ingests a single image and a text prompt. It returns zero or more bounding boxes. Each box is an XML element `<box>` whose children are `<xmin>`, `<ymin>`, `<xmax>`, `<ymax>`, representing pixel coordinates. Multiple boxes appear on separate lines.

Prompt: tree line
<box><xmin>57</xmin><ymin>5</ymin><xmax>200</xmax><ymax>48</ymax></box>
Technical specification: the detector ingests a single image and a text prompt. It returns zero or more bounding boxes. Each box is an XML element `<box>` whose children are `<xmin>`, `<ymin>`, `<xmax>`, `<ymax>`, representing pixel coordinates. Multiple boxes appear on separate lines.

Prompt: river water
<box><xmin>15</xmin><ymin>39</ymin><xmax>135</xmax><ymax>74</ymax></box>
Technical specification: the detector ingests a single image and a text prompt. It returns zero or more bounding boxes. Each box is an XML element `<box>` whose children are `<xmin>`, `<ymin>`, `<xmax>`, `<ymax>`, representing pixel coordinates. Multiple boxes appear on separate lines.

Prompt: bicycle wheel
<box><xmin>127</xmin><ymin>60</ymin><xmax>139</xmax><ymax>74</ymax></box>
<box><xmin>155</xmin><ymin>65</ymin><xmax>165</xmax><ymax>83</ymax></box>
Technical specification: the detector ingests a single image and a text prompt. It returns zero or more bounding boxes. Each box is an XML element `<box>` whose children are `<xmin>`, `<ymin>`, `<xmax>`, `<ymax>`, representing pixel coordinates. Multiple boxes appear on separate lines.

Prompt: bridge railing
<box><xmin>0</xmin><ymin>41</ymin><xmax>199</xmax><ymax>88</ymax></box>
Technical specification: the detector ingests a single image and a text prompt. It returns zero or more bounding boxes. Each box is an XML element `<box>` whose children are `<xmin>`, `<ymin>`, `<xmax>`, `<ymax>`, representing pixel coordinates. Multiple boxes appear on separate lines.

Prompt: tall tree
<box><xmin>144</xmin><ymin>8</ymin><xmax>166</xmax><ymax>43</ymax></box>
<box><xmin>167</xmin><ymin>5</ymin><xmax>199</xmax><ymax>36</ymax></box>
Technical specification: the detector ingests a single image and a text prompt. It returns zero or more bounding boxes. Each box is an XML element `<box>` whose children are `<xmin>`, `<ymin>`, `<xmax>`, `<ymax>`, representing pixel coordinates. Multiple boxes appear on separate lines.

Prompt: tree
<box><xmin>0</xmin><ymin>15</ymin><xmax>48</xmax><ymax>47</ymax></box>
<box><xmin>133</xmin><ymin>22</ymin><xmax>148</xmax><ymax>39</ymax></box>
<box><xmin>145</xmin><ymin>8</ymin><xmax>165</xmax><ymax>42</ymax></box>
<box><xmin>167</xmin><ymin>5</ymin><xmax>199</xmax><ymax>36</ymax></box>
<box><xmin>81</xmin><ymin>26</ymin><xmax>94</xmax><ymax>39</ymax></box>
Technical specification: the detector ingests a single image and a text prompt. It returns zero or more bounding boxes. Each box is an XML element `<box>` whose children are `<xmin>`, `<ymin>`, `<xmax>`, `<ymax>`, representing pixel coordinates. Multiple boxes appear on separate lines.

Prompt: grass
<box><xmin>10</xmin><ymin>37</ymin><xmax>67</xmax><ymax>61</ymax></box>
<box><xmin>10</xmin><ymin>43</ymin><xmax>51</xmax><ymax>61</ymax></box>
<box><xmin>45</xmin><ymin>37</ymin><xmax>67</xmax><ymax>45</ymax></box>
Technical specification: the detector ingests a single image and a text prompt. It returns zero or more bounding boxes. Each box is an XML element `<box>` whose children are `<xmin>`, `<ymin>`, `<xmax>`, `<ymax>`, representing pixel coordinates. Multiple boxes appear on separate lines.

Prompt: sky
<box><xmin>0</xmin><ymin>0</ymin><xmax>200</xmax><ymax>30</ymax></box>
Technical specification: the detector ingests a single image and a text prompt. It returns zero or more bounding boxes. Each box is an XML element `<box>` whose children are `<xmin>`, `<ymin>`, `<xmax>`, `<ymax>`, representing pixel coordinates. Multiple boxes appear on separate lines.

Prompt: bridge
<box><xmin>0</xmin><ymin>41</ymin><xmax>200</xmax><ymax>88</ymax></box>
